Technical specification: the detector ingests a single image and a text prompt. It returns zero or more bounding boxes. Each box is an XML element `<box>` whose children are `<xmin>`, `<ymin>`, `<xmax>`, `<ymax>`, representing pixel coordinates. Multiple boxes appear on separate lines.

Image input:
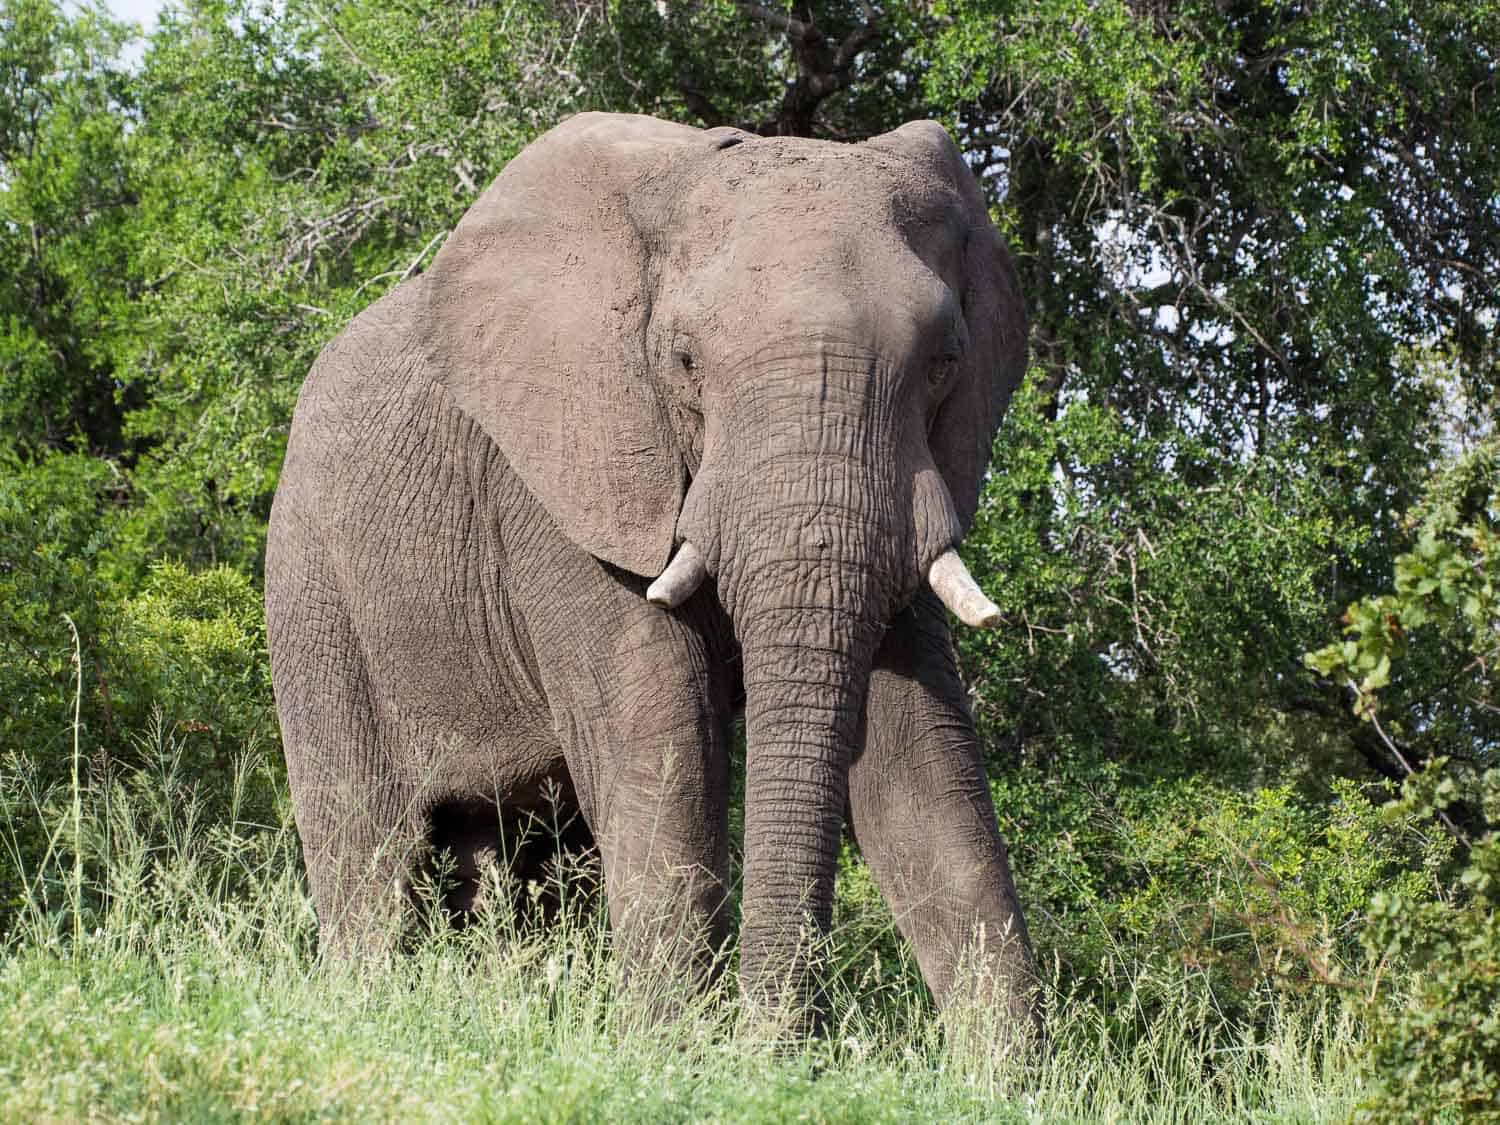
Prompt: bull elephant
<box><xmin>265</xmin><ymin>111</ymin><xmax>1040</xmax><ymax>1034</ymax></box>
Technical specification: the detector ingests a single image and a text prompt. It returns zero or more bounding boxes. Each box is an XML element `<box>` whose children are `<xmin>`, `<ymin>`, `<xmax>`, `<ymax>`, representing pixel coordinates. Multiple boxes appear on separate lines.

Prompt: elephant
<box><xmin>265</xmin><ymin>111</ymin><xmax>1040</xmax><ymax>1035</ymax></box>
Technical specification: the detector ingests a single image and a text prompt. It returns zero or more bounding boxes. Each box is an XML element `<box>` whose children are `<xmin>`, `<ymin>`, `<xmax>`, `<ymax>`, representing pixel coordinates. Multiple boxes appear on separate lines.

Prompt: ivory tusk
<box><xmin>646</xmin><ymin>541</ymin><xmax>707</xmax><ymax>608</ymax></box>
<box><xmin>927</xmin><ymin>548</ymin><xmax>1003</xmax><ymax>629</ymax></box>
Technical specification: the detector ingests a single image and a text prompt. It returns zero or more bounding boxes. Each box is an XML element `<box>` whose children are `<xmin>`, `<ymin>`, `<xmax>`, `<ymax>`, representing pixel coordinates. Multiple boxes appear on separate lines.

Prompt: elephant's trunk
<box><xmin>736</xmin><ymin>612</ymin><xmax>879</xmax><ymax>1017</ymax></box>
<box><xmin>667</xmin><ymin>343</ymin><xmax>1003</xmax><ymax>1020</ymax></box>
<box><xmin>673</xmin><ymin>345</ymin><xmax>912</xmax><ymax>1021</ymax></box>
<box><xmin>720</xmin><ymin>485</ymin><xmax>893</xmax><ymax>1017</ymax></box>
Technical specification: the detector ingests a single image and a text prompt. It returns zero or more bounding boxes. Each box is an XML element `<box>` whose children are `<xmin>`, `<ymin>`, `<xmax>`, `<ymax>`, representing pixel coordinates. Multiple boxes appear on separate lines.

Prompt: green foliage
<box><xmin>1301</xmin><ymin>444</ymin><xmax>1500</xmax><ymax>1118</ymax></box>
<box><xmin>991</xmin><ymin>746</ymin><xmax>1445</xmax><ymax>1016</ymax></box>
<box><xmin>0</xmin><ymin>453</ymin><xmax>119</xmax><ymax>762</ymax></box>
<box><xmin>110</xmin><ymin>560</ymin><xmax>274</xmax><ymax>769</ymax></box>
<box><xmin>924</xmin><ymin>0</ymin><xmax>1498</xmax><ymax>442</ymax></box>
<box><xmin>965</xmin><ymin>371</ymin><xmax>1355</xmax><ymax>779</ymax></box>
<box><xmin>0</xmin><ymin>453</ymin><xmax>274</xmax><ymax>764</ymax></box>
<box><xmin>0</xmin><ymin>0</ymin><xmax>137</xmax><ymax>455</ymax></box>
<box><xmin>0</xmin><ymin>450</ymin><xmax>120</xmax><ymax>916</ymax></box>
<box><xmin>1305</xmin><ymin>441</ymin><xmax>1499</xmax><ymax>752</ymax></box>
<box><xmin>1355</xmin><ymin>767</ymin><xmax>1500</xmax><ymax>1122</ymax></box>
<box><xmin>0</xmin><ymin>452</ymin><xmax>273</xmax><ymax>923</ymax></box>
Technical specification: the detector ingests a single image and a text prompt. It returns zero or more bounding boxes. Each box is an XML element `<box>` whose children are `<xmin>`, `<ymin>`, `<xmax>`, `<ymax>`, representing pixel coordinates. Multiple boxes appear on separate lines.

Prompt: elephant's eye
<box><xmin>929</xmin><ymin>353</ymin><xmax>959</xmax><ymax>391</ymax></box>
<box><xmin>675</xmin><ymin>350</ymin><xmax>695</xmax><ymax>372</ymax></box>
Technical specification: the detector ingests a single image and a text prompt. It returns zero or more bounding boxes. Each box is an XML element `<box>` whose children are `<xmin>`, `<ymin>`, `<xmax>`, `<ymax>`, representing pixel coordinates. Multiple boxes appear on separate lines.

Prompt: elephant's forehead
<box><xmin>680</xmin><ymin>139</ymin><xmax>961</xmax><ymax>231</ymax></box>
<box><xmin>667</xmin><ymin>149</ymin><xmax>965</xmax><ymax>295</ymax></box>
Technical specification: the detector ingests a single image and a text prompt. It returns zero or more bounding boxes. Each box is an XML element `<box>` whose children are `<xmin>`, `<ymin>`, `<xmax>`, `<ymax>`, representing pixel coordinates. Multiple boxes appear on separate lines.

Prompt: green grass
<box><xmin>0</xmin><ymin>736</ymin><xmax>1366</xmax><ymax>1123</ymax></box>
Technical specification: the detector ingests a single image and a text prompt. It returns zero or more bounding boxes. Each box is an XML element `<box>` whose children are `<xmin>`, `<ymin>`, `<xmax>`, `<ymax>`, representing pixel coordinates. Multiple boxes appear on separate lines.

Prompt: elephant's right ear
<box><xmin>865</xmin><ymin>121</ymin><xmax>1028</xmax><ymax>537</ymax></box>
<box><xmin>424</xmin><ymin>113</ymin><xmax>736</xmax><ymax>578</ymax></box>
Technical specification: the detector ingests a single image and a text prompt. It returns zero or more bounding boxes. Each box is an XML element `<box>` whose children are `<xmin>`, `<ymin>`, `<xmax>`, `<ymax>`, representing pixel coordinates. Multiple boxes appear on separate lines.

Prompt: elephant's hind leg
<box><xmin>847</xmin><ymin>590</ymin><xmax>1042</xmax><ymax>1036</ymax></box>
<box><xmin>267</xmin><ymin>550</ymin><xmax>422</xmax><ymax>956</ymax></box>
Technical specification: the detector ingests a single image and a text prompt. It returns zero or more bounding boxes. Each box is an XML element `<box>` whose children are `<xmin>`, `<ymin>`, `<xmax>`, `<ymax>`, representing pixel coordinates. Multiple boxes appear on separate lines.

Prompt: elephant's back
<box><xmin>277</xmin><ymin>278</ymin><xmax>435</xmax><ymax>513</ymax></box>
<box><xmin>270</xmin><ymin>273</ymin><xmax>481</xmax><ymax>600</ymax></box>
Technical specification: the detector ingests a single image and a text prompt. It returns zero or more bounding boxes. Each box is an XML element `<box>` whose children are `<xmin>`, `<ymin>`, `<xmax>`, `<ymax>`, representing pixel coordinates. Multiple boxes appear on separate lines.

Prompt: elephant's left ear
<box><xmin>866</xmin><ymin>121</ymin><xmax>1029</xmax><ymax>535</ymax></box>
<box><xmin>423</xmin><ymin>114</ymin><xmax>736</xmax><ymax>578</ymax></box>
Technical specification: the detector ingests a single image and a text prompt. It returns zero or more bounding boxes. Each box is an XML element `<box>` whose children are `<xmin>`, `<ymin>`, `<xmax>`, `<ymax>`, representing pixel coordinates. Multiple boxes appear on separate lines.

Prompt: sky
<box><xmin>99</xmin><ymin>0</ymin><xmax>166</xmax><ymax>67</ymax></box>
<box><xmin>105</xmin><ymin>0</ymin><xmax>165</xmax><ymax>29</ymax></box>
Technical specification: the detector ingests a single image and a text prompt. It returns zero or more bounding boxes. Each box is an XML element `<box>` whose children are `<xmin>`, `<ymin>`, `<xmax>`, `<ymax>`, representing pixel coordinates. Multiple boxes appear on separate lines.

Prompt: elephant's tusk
<box><xmin>646</xmin><ymin>541</ymin><xmax>707</xmax><ymax>608</ymax></box>
<box><xmin>928</xmin><ymin>549</ymin><xmax>1003</xmax><ymax>629</ymax></box>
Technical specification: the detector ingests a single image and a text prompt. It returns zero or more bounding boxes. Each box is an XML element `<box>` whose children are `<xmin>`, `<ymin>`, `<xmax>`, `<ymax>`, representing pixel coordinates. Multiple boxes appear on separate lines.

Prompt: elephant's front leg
<box><xmin>848</xmin><ymin>590</ymin><xmax>1042</xmax><ymax>1037</ymax></box>
<box><xmin>543</xmin><ymin>591</ymin><xmax>735</xmax><ymax>999</ymax></box>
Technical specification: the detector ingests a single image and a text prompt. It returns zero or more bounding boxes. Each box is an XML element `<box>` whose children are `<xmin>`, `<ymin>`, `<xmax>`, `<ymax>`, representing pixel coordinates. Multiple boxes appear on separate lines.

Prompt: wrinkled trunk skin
<box><xmin>736</xmin><ymin>615</ymin><xmax>878</xmax><ymax>1020</ymax></box>
<box><xmin>679</xmin><ymin>346</ymin><xmax>913</xmax><ymax>1024</ymax></box>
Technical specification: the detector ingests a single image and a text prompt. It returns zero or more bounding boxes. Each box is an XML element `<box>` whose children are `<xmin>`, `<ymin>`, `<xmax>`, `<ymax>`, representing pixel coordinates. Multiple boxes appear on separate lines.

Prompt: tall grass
<box><xmin>0</xmin><ymin>727</ymin><xmax>1364</xmax><ymax>1122</ymax></box>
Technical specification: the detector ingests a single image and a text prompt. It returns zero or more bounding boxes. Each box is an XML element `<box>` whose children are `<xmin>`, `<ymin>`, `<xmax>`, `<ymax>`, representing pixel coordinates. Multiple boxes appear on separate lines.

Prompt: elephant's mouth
<box><xmin>646</xmin><ymin>477</ymin><xmax>999</xmax><ymax>629</ymax></box>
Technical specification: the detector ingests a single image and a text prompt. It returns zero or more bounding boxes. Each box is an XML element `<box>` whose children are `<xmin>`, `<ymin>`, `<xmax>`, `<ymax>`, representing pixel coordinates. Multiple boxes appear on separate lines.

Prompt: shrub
<box><xmin>1303</xmin><ymin>442</ymin><xmax>1499</xmax><ymax>1120</ymax></box>
<box><xmin>108</xmin><ymin>559</ymin><xmax>276</xmax><ymax>776</ymax></box>
<box><xmin>0</xmin><ymin>527</ymin><xmax>280</xmax><ymax>933</ymax></box>
<box><xmin>991</xmin><ymin>747</ymin><xmax>1440</xmax><ymax>1031</ymax></box>
<box><xmin>1356</xmin><ymin>765</ymin><xmax>1500</xmax><ymax>1122</ymax></box>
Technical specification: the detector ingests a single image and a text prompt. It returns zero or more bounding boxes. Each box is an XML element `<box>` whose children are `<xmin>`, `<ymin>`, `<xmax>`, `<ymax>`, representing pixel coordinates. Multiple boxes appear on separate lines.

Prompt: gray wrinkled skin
<box><xmin>266</xmin><ymin>112</ymin><xmax>1040</xmax><ymax>1033</ymax></box>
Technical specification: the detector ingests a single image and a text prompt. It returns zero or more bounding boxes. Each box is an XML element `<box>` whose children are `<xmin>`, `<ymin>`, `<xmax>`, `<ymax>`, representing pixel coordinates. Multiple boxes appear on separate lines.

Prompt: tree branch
<box><xmin>738</xmin><ymin>1</ymin><xmax>809</xmax><ymax>39</ymax></box>
<box><xmin>736</xmin><ymin>0</ymin><xmax>881</xmax><ymax>135</ymax></box>
<box><xmin>678</xmin><ymin>82</ymin><xmax>728</xmax><ymax>128</ymax></box>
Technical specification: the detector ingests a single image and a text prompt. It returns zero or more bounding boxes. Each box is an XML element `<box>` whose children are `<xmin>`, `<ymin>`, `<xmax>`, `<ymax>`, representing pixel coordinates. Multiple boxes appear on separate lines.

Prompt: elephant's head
<box><xmin>426</xmin><ymin>112</ymin><xmax>1026</xmax><ymax>1005</ymax></box>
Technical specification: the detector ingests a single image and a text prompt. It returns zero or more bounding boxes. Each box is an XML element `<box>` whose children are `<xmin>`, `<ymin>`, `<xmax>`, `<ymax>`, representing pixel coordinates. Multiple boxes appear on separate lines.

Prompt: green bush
<box><xmin>0</xmin><ymin>452</ymin><xmax>123</xmax><ymax>919</ymax></box>
<box><xmin>991</xmin><ymin>748</ymin><xmax>1443</xmax><ymax>1028</ymax></box>
<box><xmin>1356</xmin><ymin>765</ymin><xmax>1500</xmax><ymax>1122</ymax></box>
<box><xmin>0</xmin><ymin>503</ymin><xmax>279</xmax><ymax>931</ymax></box>
<box><xmin>1302</xmin><ymin>443</ymin><xmax>1499</xmax><ymax>1119</ymax></box>
<box><xmin>0</xmin><ymin>452</ymin><xmax>121</xmax><ymax>763</ymax></box>
<box><xmin>108</xmin><ymin>560</ymin><xmax>276</xmax><ymax>775</ymax></box>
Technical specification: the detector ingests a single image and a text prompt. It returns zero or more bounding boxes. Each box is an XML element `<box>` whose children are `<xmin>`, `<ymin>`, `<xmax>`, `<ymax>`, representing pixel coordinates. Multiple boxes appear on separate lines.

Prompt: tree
<box><xmin>0</xmin><ymin>0</ymin><xmax>137</xmax><ymax>456</ymax></box>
